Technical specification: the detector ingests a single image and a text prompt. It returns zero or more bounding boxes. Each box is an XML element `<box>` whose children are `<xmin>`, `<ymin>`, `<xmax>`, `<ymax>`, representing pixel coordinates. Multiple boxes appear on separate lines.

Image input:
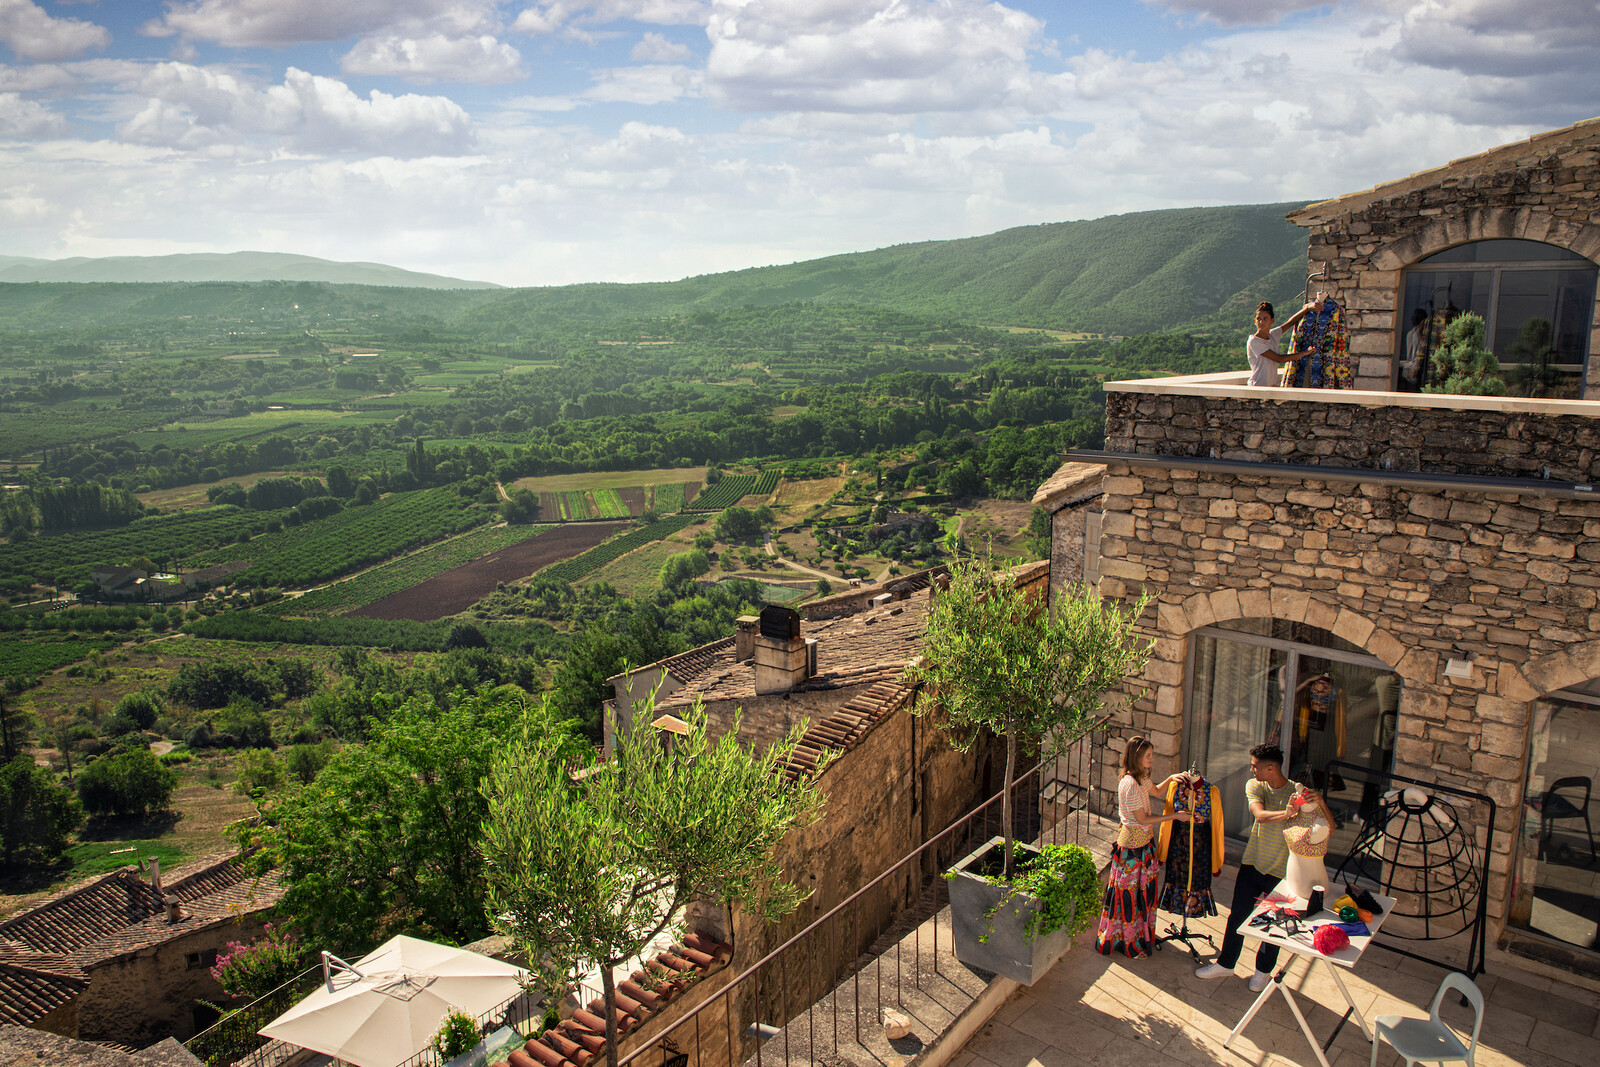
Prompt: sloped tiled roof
<box><xmin>1032</xmin><ymin>461</ymin><xmax>1104</xmax><ymax>512</ymax></box>
<box><xmin>508</xmin><ymin>932</ymin><xmax>731</xmax><ymax>1067</ymax></box>
<box><xmin>0</xmin><ymin>853</ymin><xmax>281</xmax><ymax>1025</ymax></box>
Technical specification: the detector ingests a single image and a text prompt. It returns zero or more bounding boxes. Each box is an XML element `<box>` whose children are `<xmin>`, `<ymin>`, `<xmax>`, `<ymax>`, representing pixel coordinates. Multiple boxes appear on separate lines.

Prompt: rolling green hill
<box><xmin>0</xmin><ymin>251</ymin><xmax>501</xmax><ymax>289</ymax></box>
<box><xmin>0</xmin><ymin>202</ymin><xmax>1314</xmax><ymax>337</ymax></box>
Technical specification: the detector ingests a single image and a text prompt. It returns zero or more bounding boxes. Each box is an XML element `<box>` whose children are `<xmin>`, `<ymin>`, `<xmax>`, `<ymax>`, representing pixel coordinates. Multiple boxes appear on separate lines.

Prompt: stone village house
<box><xmin>0</xmin><ymin>854</ymin><xmax>280</xmax><ymax>1046</ymax></box>
<box><xmin>1047</xmin><ymin>116</ymin><xmax>1600</xmax><ymax>987</ymax></box>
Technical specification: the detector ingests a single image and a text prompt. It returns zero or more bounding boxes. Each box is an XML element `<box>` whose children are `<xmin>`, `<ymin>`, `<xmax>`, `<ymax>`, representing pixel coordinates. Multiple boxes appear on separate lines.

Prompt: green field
<box><xmin>511</xmin><ymin>467</ymin><xmax>709</xmax><ymax>493</ymax></box>
<box><xmin>0</xmin><ymin>636</ymin><xmax>121</xmax><ymax>676</ymax></box>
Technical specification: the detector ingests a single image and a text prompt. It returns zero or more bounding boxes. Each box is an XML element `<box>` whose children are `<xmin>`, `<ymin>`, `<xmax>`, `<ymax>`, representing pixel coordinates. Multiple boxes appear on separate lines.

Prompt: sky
<box><xmin>1</xmin><ymin>1</ymin><xmax>1597</xmax><ymax>288</ymax></box>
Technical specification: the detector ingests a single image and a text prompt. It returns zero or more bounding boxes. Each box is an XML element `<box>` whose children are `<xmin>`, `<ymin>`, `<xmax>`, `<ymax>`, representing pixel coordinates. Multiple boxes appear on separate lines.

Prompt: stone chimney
<box><xmin>753</xmin><ymin>606</ymin><xmax>810</xmax><ymax>694</ymax></box>
<box><xmin>147</xmin><ymin>857</ymin><xmax>163</xmax><ymax>902</ymax></box>
<box><xmin>165</xmin><ymin>894</ymin><xmax>184</xmax><ymax>923</ymax></box>
<box><xmin>734</xmin><ymin>615</ymin><xmax>759</xmax><ymax>661</ymax></box>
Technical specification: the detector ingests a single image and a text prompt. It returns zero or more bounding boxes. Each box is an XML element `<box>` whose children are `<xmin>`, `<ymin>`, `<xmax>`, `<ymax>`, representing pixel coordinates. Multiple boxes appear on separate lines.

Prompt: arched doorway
<box><xmin>1185</xmin><ymin>617</ymin><xmax>1401</xmax><ymax>840</ymax></box>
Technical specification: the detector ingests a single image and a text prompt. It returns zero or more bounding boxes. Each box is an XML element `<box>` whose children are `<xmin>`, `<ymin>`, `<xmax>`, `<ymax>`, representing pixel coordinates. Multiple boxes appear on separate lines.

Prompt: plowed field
<box><xmin>351</xmin><ymin>521</ymin><xmax>626</xmax><ymax>621</ymax></box>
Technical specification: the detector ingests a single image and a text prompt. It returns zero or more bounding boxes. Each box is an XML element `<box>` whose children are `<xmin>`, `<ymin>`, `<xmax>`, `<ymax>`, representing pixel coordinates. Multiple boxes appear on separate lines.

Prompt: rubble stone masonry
<box><xmin>1096</xmin><ymin>387</ymin><xmax>1600</xmax><ymax>939</ymax></box>
<box><xmin>1289</xmin><ymin>118</ymin><xmax>1600</xmax><ymax>391</ymax></box>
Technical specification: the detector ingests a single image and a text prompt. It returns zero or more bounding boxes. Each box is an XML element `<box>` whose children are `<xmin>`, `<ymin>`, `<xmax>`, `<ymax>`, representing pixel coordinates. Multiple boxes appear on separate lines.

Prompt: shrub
<box><xmin>431</xmin><ymin>1009</ymin><xmax>480</xmax><ymax>1060</ymax></box>
<box><xmin>77</xmin><ymin>746</ymin><xmax>176</xmax><ymax>817</ymax></box>
<box><xmin>115</xmin><ymin>691</ymin><xmax>163</xmax><ymax>730</ymax></box>
<box><xmin>212</xmin><ymin>924</ymin><xmax>304</xmax><ymax>999</ymax></box>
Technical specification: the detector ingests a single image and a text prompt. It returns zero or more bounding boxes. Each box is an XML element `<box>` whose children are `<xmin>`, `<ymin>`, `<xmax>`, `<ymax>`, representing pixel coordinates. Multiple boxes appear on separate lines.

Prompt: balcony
<box><xmin>1088</xmin><ymin>372</ymin><xmax>1600</xmax><ymax>492</ymax></box>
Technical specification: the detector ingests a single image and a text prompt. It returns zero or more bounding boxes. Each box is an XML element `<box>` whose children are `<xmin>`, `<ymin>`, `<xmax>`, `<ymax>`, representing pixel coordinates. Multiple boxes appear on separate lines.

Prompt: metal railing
<box><xmin>185</xmin><ymin>966</ymin><xmax>324</xmax><ymax>1067</ymax></box>
<box><xmin>609</xmin><ymin>717</ymin><xmax>1114</xmax><ymax>1067</ymax></box>
<box><xmin>394</xmin><ymin>988</ymin><xmax>546</xmax><ymax>1067</ymax></box>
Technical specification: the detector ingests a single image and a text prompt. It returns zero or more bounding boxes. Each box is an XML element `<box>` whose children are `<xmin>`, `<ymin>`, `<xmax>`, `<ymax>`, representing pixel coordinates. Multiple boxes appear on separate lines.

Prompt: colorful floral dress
<box><xmin>1096</xmin><ymin>775</ymin><xmax>1160</xmax><ymax>957</ymax></box>
<box><xmin>1282</xmin><ymin>299</ymin><xmax>1352</xmax><ymax>389</ymax></box>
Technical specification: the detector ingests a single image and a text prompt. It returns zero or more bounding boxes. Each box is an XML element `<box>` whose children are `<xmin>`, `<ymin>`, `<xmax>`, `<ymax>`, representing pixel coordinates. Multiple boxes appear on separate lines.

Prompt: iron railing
<box><xmin>394</xmin><ymin>988</ymin><xmax>546</xmax><ymax>1067</ymax></box>
<box><xmin>185</xmin><ymin>965</ymin><xmax>323</xmax><ymax>1067</ymax></box>
<box><xmin>609</xmin><ymin>716</ymin><xmax>1115</xmax><ymax>1067</ymax></box>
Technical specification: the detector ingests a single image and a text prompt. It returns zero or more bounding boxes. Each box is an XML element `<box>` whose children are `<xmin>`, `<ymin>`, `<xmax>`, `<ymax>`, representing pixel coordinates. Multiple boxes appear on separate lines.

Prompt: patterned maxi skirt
<box><xmin>1095</xmin><ymin>840</ymin><xmax>1159</xmax><ymax>957</ymax></box>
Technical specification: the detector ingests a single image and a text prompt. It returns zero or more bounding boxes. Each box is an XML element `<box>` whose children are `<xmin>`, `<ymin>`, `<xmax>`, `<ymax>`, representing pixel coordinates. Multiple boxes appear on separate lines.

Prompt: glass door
<box><xmin>1188</xmin><ymin>633</ymin><xmax>1288</xmax><ymax>843</ymax></box>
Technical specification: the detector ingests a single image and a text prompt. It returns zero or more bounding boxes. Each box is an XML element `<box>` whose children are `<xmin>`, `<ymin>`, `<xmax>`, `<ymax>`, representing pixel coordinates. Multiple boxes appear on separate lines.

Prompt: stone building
<box><xmin>588</xmin><ymin>565</ymin><xmax>1028</xmax><ymax>1066</ymax></box>
<box><xmin>1058</xmin><ymin>117</ymin><xmax>1600</xmax><ymax>986</ymax></box>
<box><xmin>0</xmin><ymin>854</ymin><xmax>281</xmax><ymax>1046</ymax></box>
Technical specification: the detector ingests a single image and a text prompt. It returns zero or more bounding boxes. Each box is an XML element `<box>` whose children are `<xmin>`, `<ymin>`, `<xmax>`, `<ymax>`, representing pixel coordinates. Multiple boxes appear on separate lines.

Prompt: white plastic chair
<box><xmin>1369</xmin><ymin>971</ymin><xmax>1483</xmax><ymax>1067</ymax></box>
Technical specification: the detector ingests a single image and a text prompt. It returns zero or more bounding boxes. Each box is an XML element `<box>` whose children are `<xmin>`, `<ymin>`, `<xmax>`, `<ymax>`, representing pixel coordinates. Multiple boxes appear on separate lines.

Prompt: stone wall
<box><xmin>78</xmin><ymin>918</ymin><xmax>269</xmax><ymax>1046</ymax></box>
<box><xmin>1092</xmin><ymin>433</ymin><xmax>1600</xmax><ymax>935</ymax></box>
<box><xmin>1288</xmin><ymin>119</ymin><xmax>1600</xmax><ymax>391</ymax></box>
<box><xmin>1106</xmin><ymin>390</ymin><xmax>1600</xmax><ymax>482</ymax></box>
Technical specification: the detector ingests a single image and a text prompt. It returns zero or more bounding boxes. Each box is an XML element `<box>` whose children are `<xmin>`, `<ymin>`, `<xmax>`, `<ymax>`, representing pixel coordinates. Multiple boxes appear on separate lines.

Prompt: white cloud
<box><xmin>0</xmin><ymin>89</ymin><xmax>66</xmax><ymax>134</ymax></box>
<box><xmin>342</xmin><ymin>33</ymin><xmax>525</xmax><ymax>83</ymax></box>
<box><xmin>113</xmin><ymin>63</ymin><xmax>475</xmax><ymax>156</ymax></box>
<box><xmin>0</xmin><ymin>0</ymin><xmax>110</xmax><ymax>61</ymax></box>
<box><xmin>630</xmin><ymin>31</ymin><xmax>690</xmax><ymax>62</ymax></box>
<box><xmin>587</xmin><ymin>63</ymin><xmax>700</xmax><ymax>104</ymax></box>
<box><xmin>704</xmin><ymin>0</ymin><xmax>1044</xmax><ymax>114</ymax></box>
<box><xmin>1393</xmin><ymin>0</ymin><xmax>1600</xmax><ymax>78</ymax></box>
<box><xmin>514</xmin><ymin>1</ymin><xmax>708</xmax><ymax>36</ymax></box>
<box><xmin>143</xmin><ymin>0</ymin><xmax>495</xmax><ymax>48</ymax></box>
<box><xmin>1141</xmin><ymin>1</ymin><xmax>1334</xmax><ymax>26</ymax></box>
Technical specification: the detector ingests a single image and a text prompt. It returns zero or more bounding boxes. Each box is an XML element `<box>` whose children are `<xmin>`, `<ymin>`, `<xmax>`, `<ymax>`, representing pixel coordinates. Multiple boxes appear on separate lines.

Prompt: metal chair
<box><xmin>1369</xmin><ymin>971</ymin><xmax>1483</xmax><ymax>1067</ymax></box>
<box><xmin>1539</xmin><ymin>776</ymin><xmax>1597</xmax><ymax>865</ymax></box>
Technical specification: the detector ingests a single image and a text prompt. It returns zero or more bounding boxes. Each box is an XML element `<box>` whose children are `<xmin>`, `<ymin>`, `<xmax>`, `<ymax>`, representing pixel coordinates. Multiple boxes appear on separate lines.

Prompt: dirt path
<box><xmin>764</xmin><ymin>533</ymin><xmax>838</xmax><ymax>582</ymax></box>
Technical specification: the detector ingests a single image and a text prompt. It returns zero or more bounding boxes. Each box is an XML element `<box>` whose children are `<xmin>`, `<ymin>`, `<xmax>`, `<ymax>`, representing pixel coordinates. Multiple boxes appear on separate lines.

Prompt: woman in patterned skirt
<box><xmin>1097</xmin><ymin>736</ymin><xmax>1192</xmax><ymax>958</ymax></box>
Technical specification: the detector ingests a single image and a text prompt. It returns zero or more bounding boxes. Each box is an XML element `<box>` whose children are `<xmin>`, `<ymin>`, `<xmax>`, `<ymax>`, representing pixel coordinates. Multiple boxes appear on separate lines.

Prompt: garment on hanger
<box><xmin>1282</xmin><ymin>299</ymin><xmax>1352</xmax><ymax>389</ymax></box>
<box><xmin>1157</xmin><ymin>776</ymin><xmax>1224</xmax><ymax>917</ymax></box>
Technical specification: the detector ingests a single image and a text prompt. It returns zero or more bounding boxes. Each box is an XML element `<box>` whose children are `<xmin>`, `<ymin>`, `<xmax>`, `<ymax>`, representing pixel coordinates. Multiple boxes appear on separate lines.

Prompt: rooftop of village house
<box><xmin>0</xmin><ymin>854</ymin><xmax>281</xmax><ymax>1030</ymax></box>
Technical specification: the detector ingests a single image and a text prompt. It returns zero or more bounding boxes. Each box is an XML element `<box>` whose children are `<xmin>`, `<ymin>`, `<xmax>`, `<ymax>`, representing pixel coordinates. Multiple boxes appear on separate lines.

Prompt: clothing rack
<box><xmin>1155</xmin><ymin>768</ymin><xmax>1215</xmax><ymax>962</ymax></box>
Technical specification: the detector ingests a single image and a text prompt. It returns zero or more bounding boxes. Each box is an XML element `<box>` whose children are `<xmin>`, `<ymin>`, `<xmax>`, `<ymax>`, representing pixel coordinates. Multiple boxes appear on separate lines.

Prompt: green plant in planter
<box><xmin>907</xmin><ymin>553</ymin><xmax>1154</xmax><ymax>880</ymax></box>
<box><xmin>957</xmin><ymin>843</ymin><xmax>1101</xmax><ymax>944</ymax></box>
<box><xmin>430</xmin><ymin>1008</ymin><xmax>480</xmax><ymax>1061</ymax></box>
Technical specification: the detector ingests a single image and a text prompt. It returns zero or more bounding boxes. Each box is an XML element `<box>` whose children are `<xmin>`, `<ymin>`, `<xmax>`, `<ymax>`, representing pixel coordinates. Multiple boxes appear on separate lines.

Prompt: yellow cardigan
<box><xmin>1157</xmin><ymin>781</ymin><xmax>1225</xmax><ymax>875</ymax></box>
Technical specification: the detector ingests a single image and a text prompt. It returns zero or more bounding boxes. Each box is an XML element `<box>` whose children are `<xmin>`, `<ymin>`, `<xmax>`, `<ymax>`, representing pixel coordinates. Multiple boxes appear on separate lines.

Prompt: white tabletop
<box><xmin>1238</xmin><ymin>890</ymin><xmax>1398</xmax><ymax>970</ymax></box>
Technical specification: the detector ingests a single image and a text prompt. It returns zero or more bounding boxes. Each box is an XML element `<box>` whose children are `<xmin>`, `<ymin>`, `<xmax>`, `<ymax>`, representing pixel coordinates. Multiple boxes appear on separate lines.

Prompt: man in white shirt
<box><xmin>1247</xmin><ymin>298</ymin><xmax>1321</xmax><ymax>387</ymax></box>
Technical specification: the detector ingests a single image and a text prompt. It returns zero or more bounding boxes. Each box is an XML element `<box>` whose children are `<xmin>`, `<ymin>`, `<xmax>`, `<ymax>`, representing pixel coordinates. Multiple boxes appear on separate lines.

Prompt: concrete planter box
<box><xmin>947</xmin><ymin>836</ymin><xmax>1076</xmax><ymax>986</ymax></box>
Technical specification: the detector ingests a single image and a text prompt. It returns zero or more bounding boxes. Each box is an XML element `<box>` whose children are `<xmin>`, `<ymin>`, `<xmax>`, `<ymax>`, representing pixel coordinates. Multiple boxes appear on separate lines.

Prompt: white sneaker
<box><xmin>1194</xmin><ymin>962</ymin><xmax>1232</xmax><ymax>980</ymax></box>
<box><xmin>1249</xmin><ymin>972</ymin><xmax>1272</xmax><ymax>992</ymax></box>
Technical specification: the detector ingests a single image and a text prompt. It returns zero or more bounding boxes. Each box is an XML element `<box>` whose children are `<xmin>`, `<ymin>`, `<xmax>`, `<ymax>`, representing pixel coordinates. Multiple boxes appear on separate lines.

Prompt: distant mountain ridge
<box><xmin>0</xmin><ymin>251</ymin><xmax>501</xmax><ymax>290</ymax></box>
<box><xmin>464</xmin><ymin>202</ymin><xmax>1314</xmax><ymax>336</ymax></box>
<box><xmin>0</xmin><ymin>202</ymin><xmax>1315</xmax><ymax>334</ymax></box>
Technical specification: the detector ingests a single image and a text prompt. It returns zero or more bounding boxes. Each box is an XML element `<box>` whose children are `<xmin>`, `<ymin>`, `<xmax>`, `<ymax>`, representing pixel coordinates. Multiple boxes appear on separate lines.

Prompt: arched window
<box><xmin>1397</xmin><ymin>239</ymin><xmax>1597</xmax><ymax>397</ymax></box>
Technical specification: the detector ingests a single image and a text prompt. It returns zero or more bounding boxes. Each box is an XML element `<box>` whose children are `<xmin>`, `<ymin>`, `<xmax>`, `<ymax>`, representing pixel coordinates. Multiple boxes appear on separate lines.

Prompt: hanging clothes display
<box><xmin>1282</xmin><ymin>298</ymin><xmax>1352</xmax><ymax>389</ymax></box>
<box><xmin>1157</xmin><ymin>776</ymin><xmax>1224</xmax><ymax>918</ymax></box>
<box><xmin>1294</xmin><ymin>673</ymin><xmax>1348</xmax><ymax>791</ymax></box>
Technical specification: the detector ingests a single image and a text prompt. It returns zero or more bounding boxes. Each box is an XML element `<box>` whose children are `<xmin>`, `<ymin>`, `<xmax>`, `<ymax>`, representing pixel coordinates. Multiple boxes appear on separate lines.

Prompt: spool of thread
<box><xmin>1308</xmin><ymin>886</ymin><xmax>1325</xmax><ymax>915</ymax></box>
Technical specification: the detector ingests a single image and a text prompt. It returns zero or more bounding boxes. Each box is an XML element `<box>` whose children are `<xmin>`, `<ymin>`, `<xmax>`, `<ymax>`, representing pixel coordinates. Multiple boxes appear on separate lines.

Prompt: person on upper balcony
<box><xmin>1246</xmin><ymin>297</ymin><xmax>1322</xmax><ymax>387</ymax></box>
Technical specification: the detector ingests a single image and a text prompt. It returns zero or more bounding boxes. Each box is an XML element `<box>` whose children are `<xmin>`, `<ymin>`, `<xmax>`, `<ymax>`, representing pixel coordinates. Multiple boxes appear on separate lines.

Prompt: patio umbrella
<box><xmin>260</xmin><ymin>935</ymin><xmax>529</xmax><ymax>1067</ymax></box>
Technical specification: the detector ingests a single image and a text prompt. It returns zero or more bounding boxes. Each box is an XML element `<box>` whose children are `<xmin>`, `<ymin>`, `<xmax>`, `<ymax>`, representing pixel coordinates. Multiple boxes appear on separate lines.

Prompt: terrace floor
<box><xmin>952</xmin><ymin>865</ymin><xmax>1599</xmax><ymax>1067</ymax></box>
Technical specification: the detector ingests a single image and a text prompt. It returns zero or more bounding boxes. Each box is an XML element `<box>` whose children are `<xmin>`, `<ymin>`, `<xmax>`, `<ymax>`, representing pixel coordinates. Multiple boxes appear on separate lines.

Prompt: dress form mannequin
<box><xmin>1277</xmin><ymin>811</ymin><xmax>1331</xmax><ymax>903</ymax></box>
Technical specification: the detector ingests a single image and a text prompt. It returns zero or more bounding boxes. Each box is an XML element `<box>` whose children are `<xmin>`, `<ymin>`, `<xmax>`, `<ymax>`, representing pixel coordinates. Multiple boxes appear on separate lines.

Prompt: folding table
<box><xmin>1223</xmin><ymin>890</ymin><xmax>1397</xmax><ymax>1067</ymax></box>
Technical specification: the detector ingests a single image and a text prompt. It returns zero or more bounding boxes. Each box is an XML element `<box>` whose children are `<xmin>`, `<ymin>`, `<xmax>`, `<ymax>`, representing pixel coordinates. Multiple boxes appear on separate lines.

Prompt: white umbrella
<box><xmin>260</xmin><ymin>935</ymin><xmax>529</xmax><ymax>1067</ymax></box>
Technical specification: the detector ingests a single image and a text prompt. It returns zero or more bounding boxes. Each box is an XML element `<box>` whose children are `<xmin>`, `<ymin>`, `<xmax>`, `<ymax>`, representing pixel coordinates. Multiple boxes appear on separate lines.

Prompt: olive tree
<box><xmin>905</xmin><ymin>555</ymin><xmax>1154</xmax><ymax>878</ymax></box>
<box><xmin>481</xmin><ymin>698</ymin><xmax>829</xmax><ymax>1067</ymax></box>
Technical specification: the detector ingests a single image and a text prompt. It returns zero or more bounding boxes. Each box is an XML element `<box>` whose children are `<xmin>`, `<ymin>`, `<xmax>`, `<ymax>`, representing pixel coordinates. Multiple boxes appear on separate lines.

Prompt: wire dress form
<box><xmin>1330</xmin><ymin>785</ymin><xmax>1481</xmax><ymax>942</ymax></box>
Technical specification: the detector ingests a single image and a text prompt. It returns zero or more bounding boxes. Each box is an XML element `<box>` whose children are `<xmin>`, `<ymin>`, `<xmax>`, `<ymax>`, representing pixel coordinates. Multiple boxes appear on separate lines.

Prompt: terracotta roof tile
<box><xmin>517</xmin><ymin>933</ymin><xmax>730</xmax><ymax>1067</ymax></box>
<box><xmin>0</xmin><ymin>942</ymin><xmax>88</xmax><ymax>1027</ymax></box>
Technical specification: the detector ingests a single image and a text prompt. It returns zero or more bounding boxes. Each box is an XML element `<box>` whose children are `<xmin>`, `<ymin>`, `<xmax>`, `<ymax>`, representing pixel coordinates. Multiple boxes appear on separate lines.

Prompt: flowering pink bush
<box><xmin>211</xmin><ymin>923</ymin><xmax>304</xmax><ymax>999</ymax></box>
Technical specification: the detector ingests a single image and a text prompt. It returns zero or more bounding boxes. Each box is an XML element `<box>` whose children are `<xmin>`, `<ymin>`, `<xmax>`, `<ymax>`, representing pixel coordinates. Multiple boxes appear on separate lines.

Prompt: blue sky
<box><xmin>1</xmin><ymin>1</ymin><xmax>1596</xmax><ymax>287</ymax></box>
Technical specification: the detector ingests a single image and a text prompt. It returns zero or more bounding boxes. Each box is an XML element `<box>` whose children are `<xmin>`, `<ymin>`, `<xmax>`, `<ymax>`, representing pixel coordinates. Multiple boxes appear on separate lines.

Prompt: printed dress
<box><xmin>1096</xmin><ymin>775</ymin><xmax>1160</xmax><ymax>958</ymax></box>
<box><xmin>1157</xmin><ymin>777</ymin><xmax>1222</xmax><ymax>918</ymax></box>
<box><xmin>1282</xmin><ymin>299</ymin><xmax>1352</xmax><ymax>389</ymax></box>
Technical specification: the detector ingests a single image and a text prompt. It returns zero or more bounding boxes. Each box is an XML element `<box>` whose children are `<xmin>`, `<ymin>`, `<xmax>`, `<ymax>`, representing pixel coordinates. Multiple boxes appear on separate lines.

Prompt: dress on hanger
<box><xmin>1157</xmin><ymin>776</ymin><xmax>1224</xmax><ymax>918</ymax></box>
<box><xmin>1282</xmin><ymin>299</ymin><xmax>1351</xmax><ymax>389</ymax></box>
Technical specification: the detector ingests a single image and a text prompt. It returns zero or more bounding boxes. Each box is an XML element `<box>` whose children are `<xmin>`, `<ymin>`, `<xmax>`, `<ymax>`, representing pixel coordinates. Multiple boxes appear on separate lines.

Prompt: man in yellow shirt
<box><xmin>1195</xmin><ymin>743</ymin><xmax>1321</xmax><ymax>991</ymax></box>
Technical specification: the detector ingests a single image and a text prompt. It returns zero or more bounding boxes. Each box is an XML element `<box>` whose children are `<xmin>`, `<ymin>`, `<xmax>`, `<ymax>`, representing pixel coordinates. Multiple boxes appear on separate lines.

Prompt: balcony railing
<box><xmin>608</xmin><ymin>715</ymin><xmax>1117</xmax><ymax>1067</ymax></box>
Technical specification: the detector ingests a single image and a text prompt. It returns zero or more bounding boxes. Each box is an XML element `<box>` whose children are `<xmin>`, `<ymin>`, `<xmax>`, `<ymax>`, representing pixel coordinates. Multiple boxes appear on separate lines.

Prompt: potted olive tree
<box><xmin>906</xmin><ymin>556</ymin><xmax>1153</xmax><ymax>983</ymax></box>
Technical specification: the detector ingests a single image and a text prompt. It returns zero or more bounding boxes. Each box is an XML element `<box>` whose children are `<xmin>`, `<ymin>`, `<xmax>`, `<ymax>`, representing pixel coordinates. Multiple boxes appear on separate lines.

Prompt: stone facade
<box><xmin>1092</xmin><ymin>383</ymin><xmax>1600</xmax><ymax>953</ymax></box>
<box><xmin>1289</xmin><ymin>117</ymin><xmax>1600</xmax><ymax>392</ymax></box>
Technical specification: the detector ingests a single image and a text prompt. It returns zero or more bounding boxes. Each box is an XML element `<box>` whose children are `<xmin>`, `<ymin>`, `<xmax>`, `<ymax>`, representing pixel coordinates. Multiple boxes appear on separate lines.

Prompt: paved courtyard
<box><xmin>951</xmin><ymin>868</ymin><xmax>1600</xmax><ymax>1067</ymax></box>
